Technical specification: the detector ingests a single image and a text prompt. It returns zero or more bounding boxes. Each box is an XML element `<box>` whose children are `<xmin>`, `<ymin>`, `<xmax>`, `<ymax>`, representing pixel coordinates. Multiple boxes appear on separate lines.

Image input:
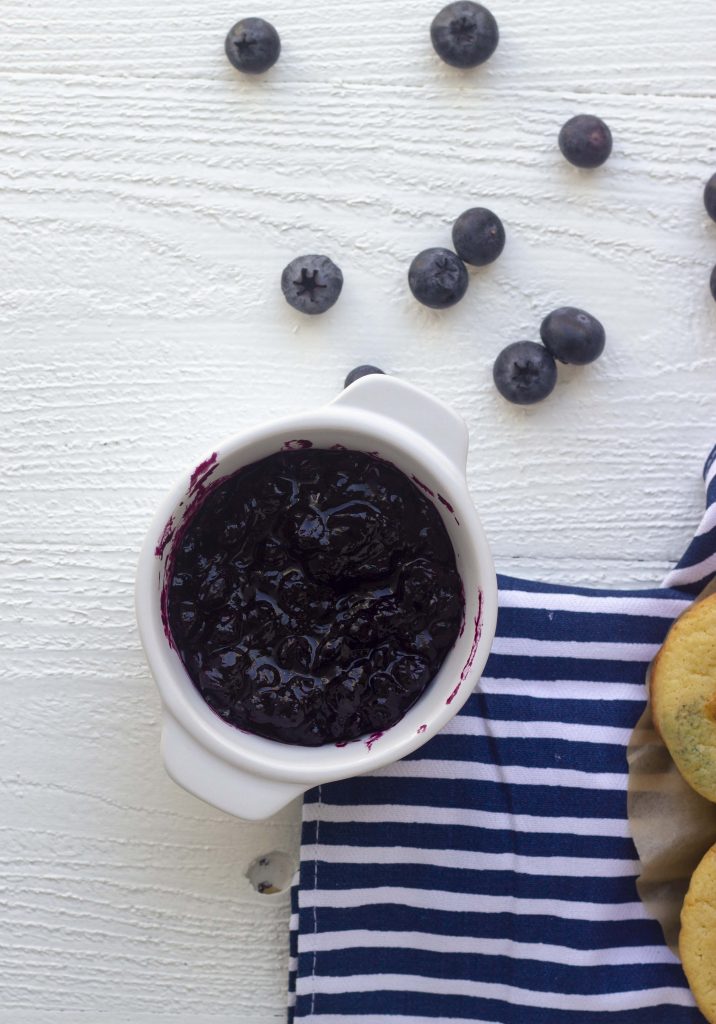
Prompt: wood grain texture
<box><xmin>1</xmin><ymin>0</ymin><xmax>715</xmax><ymax>1018</ymax></box>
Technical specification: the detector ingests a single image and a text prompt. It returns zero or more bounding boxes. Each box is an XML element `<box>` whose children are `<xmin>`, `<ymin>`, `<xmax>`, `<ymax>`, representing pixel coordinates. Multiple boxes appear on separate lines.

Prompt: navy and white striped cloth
<box><xmin>287</xmin><ymin>446</ymin><xmax>716</xmax><ymax>1024</ymax></box>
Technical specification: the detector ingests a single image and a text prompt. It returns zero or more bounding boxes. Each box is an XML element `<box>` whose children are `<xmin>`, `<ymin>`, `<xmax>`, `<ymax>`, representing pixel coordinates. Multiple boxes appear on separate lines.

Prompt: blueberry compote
<box><xmin>168</xmin><ymin>449</ymin><xmax>464</xmax><ymax>746</ymax></box>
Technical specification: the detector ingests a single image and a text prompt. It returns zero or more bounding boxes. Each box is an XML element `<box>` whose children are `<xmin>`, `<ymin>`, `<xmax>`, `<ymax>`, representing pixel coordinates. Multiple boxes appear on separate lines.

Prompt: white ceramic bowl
<box><xmin>136</xmin><ymin>375</ymin><xmax>497</xmax><ymax>820</ymax></box>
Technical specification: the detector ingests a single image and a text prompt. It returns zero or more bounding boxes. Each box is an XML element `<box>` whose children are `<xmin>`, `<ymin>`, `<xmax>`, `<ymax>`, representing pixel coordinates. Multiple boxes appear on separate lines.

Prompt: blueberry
<box><xmin>344</xmin><ymin>365</ymin><xmax>385</xmax><ymax>388</ymax></box>
<box><xmin>452</xmin><ymin>207</ymin><xmax>505</xmax><ymax>266</ymax></box>
<box><xmin>705</xmin><ymin>173</ymin><xmax>716</xmax><ymax>223</ymax></box>
<box><xmin>402</xmin><ymin>558</ymin><xmax>439</xmax><ymax>610</ymax></box>
<box><xmin>281</xmin><ymin>255</ymin><xmax>343</xmax><ymax>315</ymax></box>
<box><xmin>392</xmin><ymin>654</ymin><xmax>429</xmax><ymax>691</ymax></box>
<box><xmin>408</xmin><ymin>248</ymin><xmax>468</xmax><ymax>309</ymax></box>
<box><xmin>559</xmin><ymin>115</ymin><xmax>613</xmax><ymax>169</ymax></box>
<box><xmin>711</xmin><ymin>265</ymin><xmax>716</xmax><ymax>302</ymax></box>
<box><xmin>277</xmin><ymin>635</ymin><xmax>312</xmax><ymax>672</ymax></box>
<box><xmin>225</xmin><ymin>17</ymin><xmax>281</xmax><ymax>75</ymax></box>
<box><xmin>197</xmin><ymin>572</ymin><xmax>228</xmax><ymax>608</ymax></box>
<box><xmin>540</xmin><ymin>307</ymin><xmax>605</xmax><ymax>365</ymax></box>
<box><xmin>210</xmin><ymin>614</ymin><xmax>242</xmax><ymax>645</ymax></box>
<box><xmin>177</xmin><ymin>601</ymin><xmax>203</xmax><ymax>639</ymax></box>
<box><xmin>430</xmin><ymin>2</ymin><xmax>498</xmax><ymax>68</ymax></box>
<box><xmin>493</xmin><ymin>341</ymin><xmax>557</xmax><ymax>405</ymax></box>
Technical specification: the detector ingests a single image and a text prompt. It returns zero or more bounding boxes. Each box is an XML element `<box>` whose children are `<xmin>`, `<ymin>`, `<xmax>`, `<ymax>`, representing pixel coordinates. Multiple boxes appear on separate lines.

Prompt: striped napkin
<box><xmin>287</xmin><ymin>446</ymin><xmax>716</xmax><ymax>1024</ymax></box>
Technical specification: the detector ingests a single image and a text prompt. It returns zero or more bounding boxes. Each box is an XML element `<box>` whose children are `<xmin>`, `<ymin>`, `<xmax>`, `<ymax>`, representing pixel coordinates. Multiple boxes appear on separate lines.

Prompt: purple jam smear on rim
<box><xmin>166</xmin><ymin>449</ymin><xmax>464</xmax><ymax>747</ymax></box>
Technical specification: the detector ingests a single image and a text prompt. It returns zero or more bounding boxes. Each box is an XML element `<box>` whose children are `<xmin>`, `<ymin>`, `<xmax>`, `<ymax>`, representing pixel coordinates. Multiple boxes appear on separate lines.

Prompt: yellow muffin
<box><xmin>651</xmin><ymin>593</ymin><xmax>716</xmax><ymax>804</ymax></box>
<box><xmin>680</xmin><ymin>843</ymin><xmax>716</xmax><ymax>1022</ymax></box>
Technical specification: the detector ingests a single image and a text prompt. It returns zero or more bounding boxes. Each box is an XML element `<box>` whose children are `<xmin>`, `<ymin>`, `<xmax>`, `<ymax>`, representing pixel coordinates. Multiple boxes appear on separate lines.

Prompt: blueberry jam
<box><xmin>167</xmin><ymin>449</ymin><xmax>464</xmax><ymax>747</ymax></box>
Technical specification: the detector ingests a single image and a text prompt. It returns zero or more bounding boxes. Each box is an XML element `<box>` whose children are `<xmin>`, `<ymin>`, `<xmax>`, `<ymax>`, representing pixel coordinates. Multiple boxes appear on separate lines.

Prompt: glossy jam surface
<box><xmin>167</xmin><ymin>449</ymin><xmax>464</xmax><ymax>746</ymax></box>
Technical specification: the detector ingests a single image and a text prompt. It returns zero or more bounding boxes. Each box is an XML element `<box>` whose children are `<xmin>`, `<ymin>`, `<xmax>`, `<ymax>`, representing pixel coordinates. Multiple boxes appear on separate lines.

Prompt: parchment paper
<box><xmin>627</xmin><ymin>579</ymin><xmax>716</xmax><ymax>954</ymax></box>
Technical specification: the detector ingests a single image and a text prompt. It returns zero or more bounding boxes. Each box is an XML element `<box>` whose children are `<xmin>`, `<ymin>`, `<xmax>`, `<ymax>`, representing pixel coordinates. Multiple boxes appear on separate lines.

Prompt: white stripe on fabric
<box><xmin>498</xmin><ymin>590</ymin><xmax>689</xmax><ymax>616</ymax></box>
<box><xmin>290</xmin><ymin>913</ymin><xmax>299</xmax><ymax>932</ymax></box>
<box><xmin>706</xmin><ymin>456</ymin><xmax>716</xmax><ymax>489</ymax></box>
<box><xmin>303</xmin><ymin>845</ymin><xmax>639</xmax><ymax>878</ymax></box>
<box><xmin>490</xmin><ymin>636</ymin><xmax>660</xmax><ymax>661</ymax></box>
<box><xmin>374</xmin><ymin>759</ymin><xmax>627</xmax><ymax>790</ymax></box>
<box><xmin>289</xmin><ymin>956</ymin><xmax>298</xmax><ymax>972</ymax></box>
<box><xmin>296</xmin><ymin>973</ymin><xmax>695</xmax><ymax>1011</ymax></box>
<box><xmin>301</xmin><ymin>886</ymin><xmax>650</xmax><ymax>922</ymax></box>
<box><xmin>444</xmin><ymin>714</ymin><xmax>633</xmax><ymax>746</ymax></box>
<box><xmin>695</xmin><ymin>501</ymin><xmax>716</xmax><ymax>537</ymax></box>
<box><xmin>298</xmin><ymin>928</ymin><xmax>679</xmax><ymax>968</ymax></box>
<box><xmin>478</xmin><ymin>676</ymin><xmax>647</xmax><ymax>702</ymax></box>
<box><xmin>302</xmin><ymin>802</ymin><xmax>633</xmax><ymax>838</ymax></box>
<box><xmin>664</xmin><ymin>550</ymin><xmax>716</xmax><ymax>587</ymax></box>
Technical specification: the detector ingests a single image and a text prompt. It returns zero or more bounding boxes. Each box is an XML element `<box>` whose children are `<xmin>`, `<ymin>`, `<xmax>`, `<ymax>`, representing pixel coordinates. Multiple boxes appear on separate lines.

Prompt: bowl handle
<box><xmin>161</xmin><ymin>711</ymin><xmax>307</xmax><ymax>821</ymax></box>
<box><xmin>330</xmin><ymin>375</ymin><xmax>469</xmax><ymax>472</ymax></box>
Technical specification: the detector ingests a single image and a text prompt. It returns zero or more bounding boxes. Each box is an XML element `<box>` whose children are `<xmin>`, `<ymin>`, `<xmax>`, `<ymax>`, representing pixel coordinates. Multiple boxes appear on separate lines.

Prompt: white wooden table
<box><xmin>3</xmin><ymin>0</ymin><xmax>716</xmax><ymax>1019</ymax></box>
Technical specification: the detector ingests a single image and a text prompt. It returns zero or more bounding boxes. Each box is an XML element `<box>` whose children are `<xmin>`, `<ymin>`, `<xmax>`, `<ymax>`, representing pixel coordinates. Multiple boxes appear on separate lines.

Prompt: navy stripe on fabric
<box><xmin>484</xmin><ymin>653</ymin><xmax>651</xmax><ymax>684</ymax></box>
<box><xmin>297</xmin><ymin>906</ymin><xmax>668</xmax><ymax>952</ymax></box>
<box><xmin>667</xmin><ymin>577</ymin><xmax>708</xmax><ymax>597</ymax></box>
<box><xmin>704</xmin><ymin>444</ymin><xmax>716</xmax><ymax>480</ymax></box>
<box><xmin>496</xmin><ymin>606</ymin><xmax>675</xmax><ymax>644</ymax></box>
<box><xmin>496</xmin><ymin>575</ymin><xmax>692</xmax><ymax>602</ymax></box>
<box><xmin>309</xmin><ymin>947</ymin><xmax>688</xmax><ymax>995</ymax></box>
<box><xmin>300</xmin><ymin>819</ymin><xmax>639</xmax><ymax>861</ymax></box>
<box><xmin>310</xmin><ymin>862</ymin><xmax>640</xmax><ymax>904</ymax></box>
<box><xmin>317</xmin><ymin>777</ymin><xmax>629</xmax><ymax>819</ymax></box>
<box><xmin>295</xmin><ymin>991</ymin><xmax>702</xmax><ymax>1024</ymax></box>
<box><xmin>406</xmin><ymin>733</ymin><xmax>630</xmax><ymax>773</ymax></box>
<box><xmin>288</xmin><ymin>881</ymin><xmax>299</xmax><ymax>1023</ymax></box>
<box><xmin>457</xmin><ymin>693</ymin><xmax>644</xmax><ymax>728</ymax></box>
<box><xmin>403</xmin><ymin>733</ymin><xmax>630</xmax><ymax>770</ymax></box>
<box><xmin>672</xmin><ymin>523</ymin><xmax>716</xmax><ymax>570</ymax></box>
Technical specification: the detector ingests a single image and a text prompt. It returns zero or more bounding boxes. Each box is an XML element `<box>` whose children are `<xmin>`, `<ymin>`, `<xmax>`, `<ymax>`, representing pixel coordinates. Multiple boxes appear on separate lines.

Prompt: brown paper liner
<box><xmin>627</xmin><ymin>578</ymin><xmax>716</xmax><ymax>954</ymax></box>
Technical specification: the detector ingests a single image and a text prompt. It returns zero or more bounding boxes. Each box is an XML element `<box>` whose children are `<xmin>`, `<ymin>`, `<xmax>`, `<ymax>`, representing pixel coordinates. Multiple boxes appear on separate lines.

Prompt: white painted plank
<box><xmin>2</xmin><ymin>0</ymin><xmax>716</xmax><ymax>1018</ymax></box>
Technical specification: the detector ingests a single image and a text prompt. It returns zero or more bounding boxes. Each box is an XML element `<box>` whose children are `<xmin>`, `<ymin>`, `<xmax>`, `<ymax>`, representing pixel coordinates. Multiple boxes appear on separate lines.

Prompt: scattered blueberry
<box><xmin>452</xmin><ymin>207</ymin><xmax>505</xmax><ymax>266</ymax></box>
<box><xmin>711</xmin><ymin>265</ymin><xmax>716</xmax><ymax>302</ymax></box>
<box><xmin>408</xmin><ymin>248</ymin><xmax>469</xmax><ymax>309</ymax></box>
<box><xmin>493</xmin><ymin>341</ymin><xmax>557</xmax><ymax>405</ymax></box>
<box><xmin>281</xmin><ymin>255</ymin><xmax>343</xmax><ymax>315</ymax></box>
<box><xmin>705</xmin><ymin>173</ymin><xmax>716</xmax><ymax>223</ymax></box>
<box><xmin>559</xmin><ymin>115</ymin><xmax>613</xmax><ymax>169</ymax></box>
<box><xmin>430</xmin><ymin>1</ymin><xmax>499</xmax><ymax>68</ymax></box>
<box><xmin>540</xmin><ymin>307</ymin><xmax>606</xmax><ymax>365</ymax></box>
<box><xmin>344</xmin><ymin>365</ymin><xmax>385</xmax><ymax>388</ymax></box>
<box><xmin>225</xmin><ymin>17</ymin><xmax>281</xmax><ymax>75</ymax></box>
